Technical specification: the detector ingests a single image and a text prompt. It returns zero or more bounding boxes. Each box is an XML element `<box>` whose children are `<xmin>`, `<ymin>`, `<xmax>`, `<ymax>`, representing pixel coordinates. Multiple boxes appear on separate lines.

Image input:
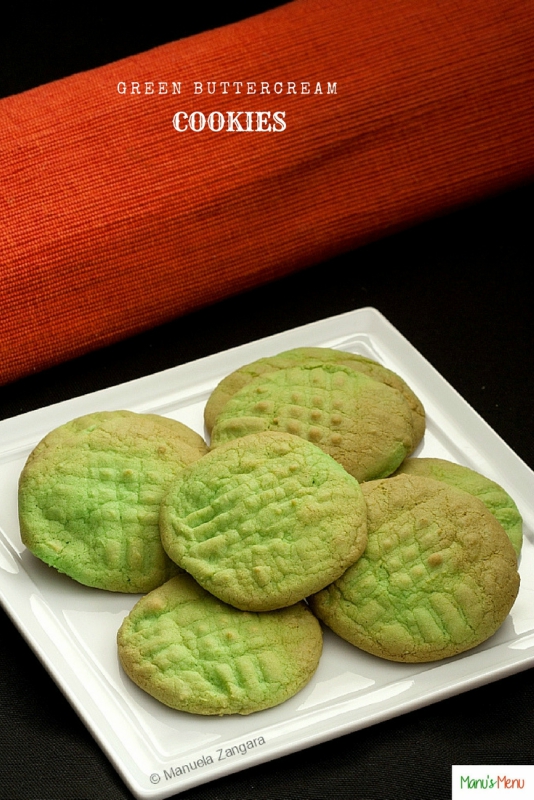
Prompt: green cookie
<box><xmin>117</xmin><ymin>574</ymin><xmax>323</xmax><ymax>716</ymax></box>
<box><xmin>160</xmin><ymin>431</ymin><xmax>367</xmax><ymax>611</ymax></box>
<box><xmin>19</xmin><ymin>410</ymin><xmax>208</xmax><ymax>592</ymax></box>
<box><xmin>210</xmin><ymin>364</ymin><xmax>416</xmax><ymax>482</ymax></box>
<box><xmin>394</xmin><ymin>457</ymin><xmax>523</xmax><ymax>556</ymax></box>
<box><xmin>310</xmin><ymin>474</ymin><xmax>519</xmax><ymax>663</ymax></box>
<box><xmin>204</xmin><ymin>346</ymin><xmax>425</xmax><ymax>449</ymax></box>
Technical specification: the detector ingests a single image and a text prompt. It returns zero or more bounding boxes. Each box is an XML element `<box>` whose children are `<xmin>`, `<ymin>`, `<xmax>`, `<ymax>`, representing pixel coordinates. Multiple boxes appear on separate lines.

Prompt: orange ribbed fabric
<box><xmin>2</xmin><ymin>0</ymin><xmax>533</xmax><ymax>385</ymax></box>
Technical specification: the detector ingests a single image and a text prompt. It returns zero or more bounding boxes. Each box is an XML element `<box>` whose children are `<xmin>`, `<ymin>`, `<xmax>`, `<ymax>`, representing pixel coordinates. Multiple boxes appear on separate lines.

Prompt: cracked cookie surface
<box><xmin>309</xmin><ymin>474</ymin><xmax>519</xmax><ymax>662</ymax></box>
<box><xmin>117</xmin><ymin>573</ymin><xmax>323</xmax><ymax>715</ymax></box>
<box><xmin>18</xmin><ymin>410</ymin><xmax>208</xmax><ymax>592</ymax></box>
<box><xmin>160</xmin><ymin>431</ymin><xmax>367</xmax><ymax>611</ymax></box>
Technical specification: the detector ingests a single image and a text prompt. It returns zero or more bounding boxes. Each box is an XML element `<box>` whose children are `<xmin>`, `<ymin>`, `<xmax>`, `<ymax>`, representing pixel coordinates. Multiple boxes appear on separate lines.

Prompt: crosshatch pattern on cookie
<box><xmin>394</xmin><ymin>457</ymin><xmax>523</xmax><ymax>556</ymax></box>
<box><xmin>210</xmin><ymin>364</ymin><xmax>415</xmax><ymax>482</ymax></box>
<box><xmin>310</xmin><ymin>474</ymin><xmax>520</xmax><ymax>663</ymax></box>
<box><xmin>18</xmin><ymin>410</ymin><xmax>208</xmax><ymax>592</ymax></box>
<box><xmin>160</xmin><ymin>431</ymin><xmax>368</xmax><ymax>611</ymax></box>
<box><xmin>117</xmin><ymin>574</ymin><xmax>323</xmax><ymax>715</ymax></box>
<box><xmin>204</xmin><ymin>347</ymin><xmax>425</xmax><ymax>447</ymax></box>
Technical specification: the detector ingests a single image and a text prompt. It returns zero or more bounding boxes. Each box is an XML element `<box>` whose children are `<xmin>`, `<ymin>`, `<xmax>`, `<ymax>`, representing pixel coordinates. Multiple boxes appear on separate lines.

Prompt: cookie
<box><xmin>204</xmin><ymin>346</ymin><xmax>425</xmax><ymax>449</ymax></box>
<box><xmin>394</xmin><ymin>457</ymin><xmax>523</xmax><ymax>556</ymax></box>
<box><xmin>18</xmin><ymin>410</ymin><xmax>208</xmax><ymax>592</ymax></box>
<box><xmin>210</xmin><ymin>364</ymin><xmax>416</xmax><ymax>482</ymax></box>
<box><xmin>159</xmin><ymin>431</ymin><xmax>368</xmax><ymax>611</ymax></box>
<box><xmin>309</xmin><ymin>474</ymin><xmax>519</xmax><ymax>662</ymax></box>
<box><xmin>117</xmin><ymin>574</ymin><xmax>323</xmax><ymax>715</ymax></box>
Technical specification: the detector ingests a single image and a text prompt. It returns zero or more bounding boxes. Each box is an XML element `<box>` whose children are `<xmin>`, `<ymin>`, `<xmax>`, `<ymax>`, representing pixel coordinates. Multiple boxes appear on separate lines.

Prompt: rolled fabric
<box><xmin>2</xmin><ymin>0</ymin><xmax>533</xmax><ymax>385</ymax></box>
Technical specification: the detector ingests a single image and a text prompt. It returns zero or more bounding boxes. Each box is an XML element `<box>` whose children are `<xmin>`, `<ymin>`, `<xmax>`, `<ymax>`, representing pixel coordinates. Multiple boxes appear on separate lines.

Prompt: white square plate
<box><xmin>1</xmin><ymin>308</ymin><xmax>533</xmax><ymax>799</ymax></box>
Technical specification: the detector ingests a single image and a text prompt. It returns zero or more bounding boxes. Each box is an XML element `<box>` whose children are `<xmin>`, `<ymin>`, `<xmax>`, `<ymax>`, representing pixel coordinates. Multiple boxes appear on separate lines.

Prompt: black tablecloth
<box><xmin>1</xmin><ymin>9</ymin><xmax>532</xmax><ymax>800</ymax></box>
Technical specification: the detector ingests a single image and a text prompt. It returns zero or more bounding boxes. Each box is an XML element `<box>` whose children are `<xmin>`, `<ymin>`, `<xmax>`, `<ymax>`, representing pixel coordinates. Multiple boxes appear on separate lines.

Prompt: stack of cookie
<box><xmin>17</xmin><ymin>348</ymin><xmax>522</xmax><ymax>716</ymax></box>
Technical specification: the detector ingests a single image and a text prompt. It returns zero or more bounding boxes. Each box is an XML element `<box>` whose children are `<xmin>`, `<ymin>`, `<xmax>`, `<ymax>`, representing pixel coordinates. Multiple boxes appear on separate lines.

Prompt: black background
<box><xmin>1</xmin><ymin>6</ymin><xmax>533</xmax><ymax>799</ymax></box>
